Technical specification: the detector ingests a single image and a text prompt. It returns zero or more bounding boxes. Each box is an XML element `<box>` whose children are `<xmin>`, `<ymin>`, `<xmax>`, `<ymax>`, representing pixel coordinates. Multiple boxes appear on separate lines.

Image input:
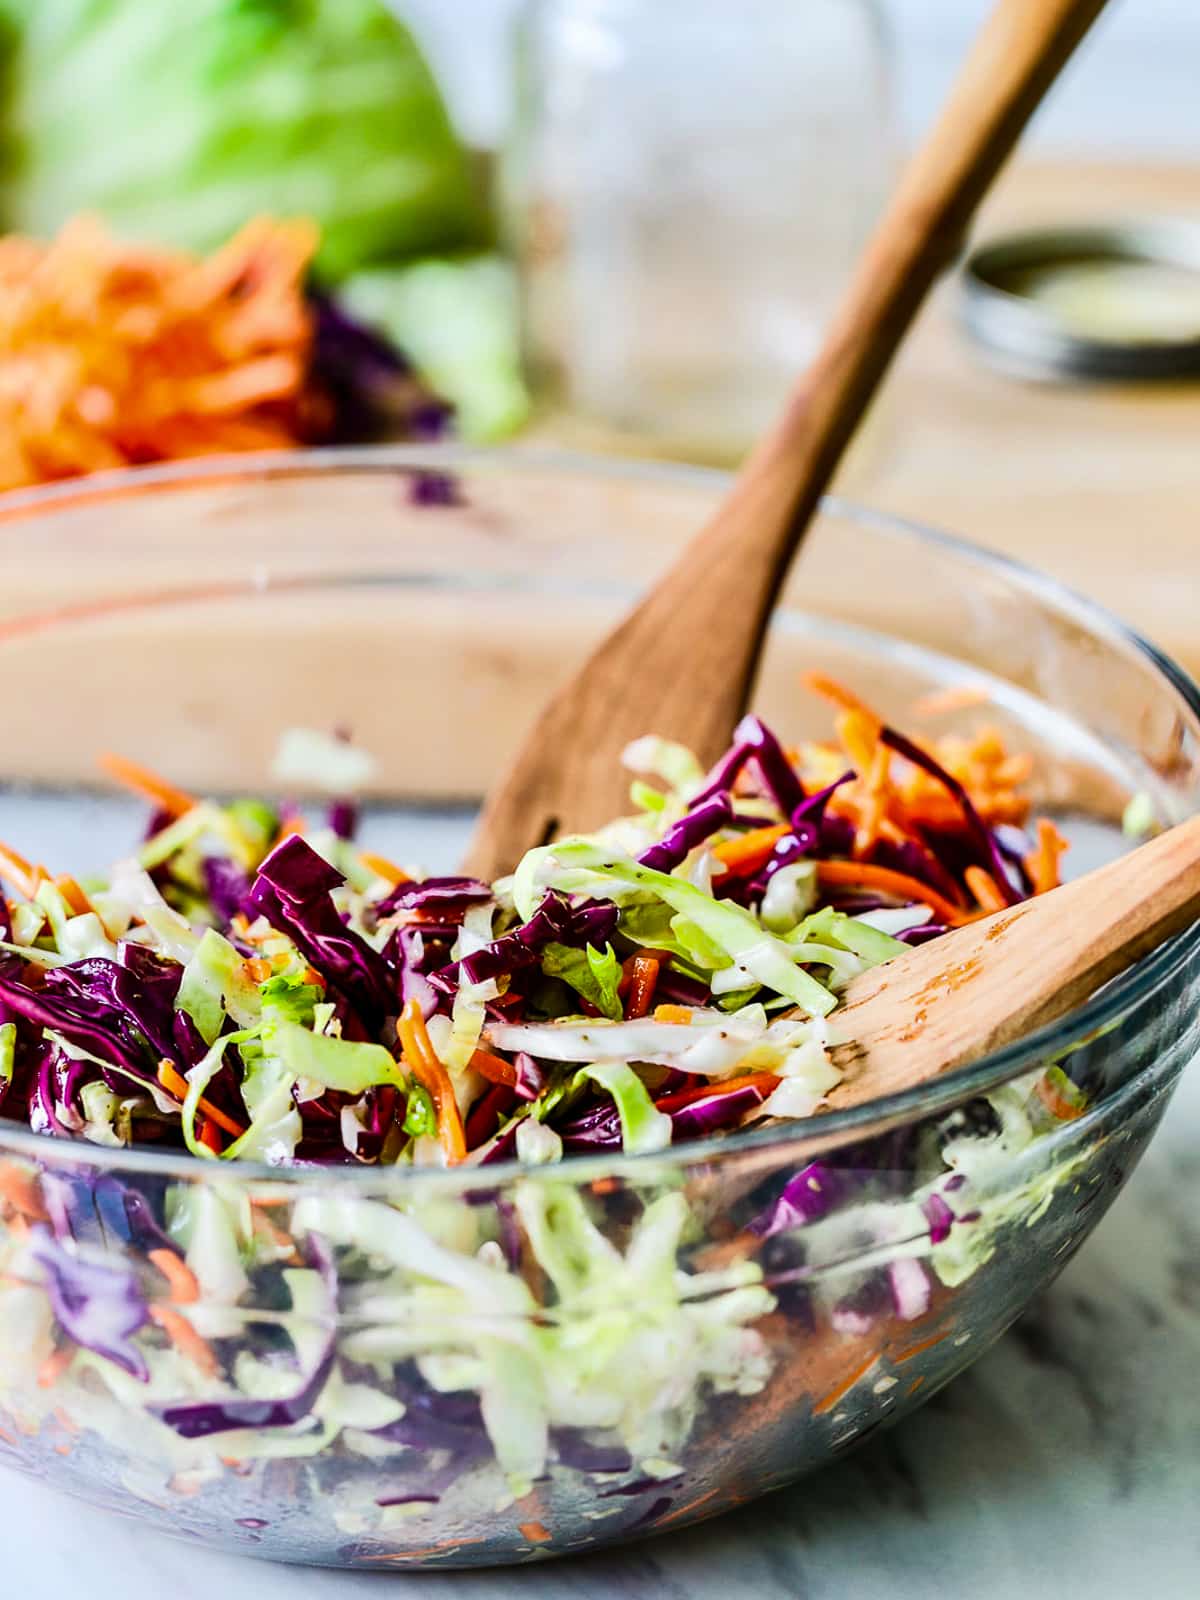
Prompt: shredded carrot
<box><xmin>964</xmin><ymin>865</ymin><xmax>1008</xmax><ymax>914</ymax></box>
<box><xmin>619</xmin><ymin>949</ymin><xmax>672</xmax><ymax>999</ymax></box>
<box><xmin>156</xmin><ymin>1060</ymin><xmax>192</xmax><ymax>1097</ymax></box>
<box><xmin>148</xmin><ymin>1249</ymin><xmax>200</xmax><ymax>1305</ymax></box>
<box><xmin>156</xmin><ymin>1059</ymin><xmax>247</xmax><ymax>1140</ymax></box>
<box><xmin>802</xmin><ymin>672</ymin><xmax>882</xmax><ymax>723</ymax></box>
<box><xmin>815</xmin><ymin>860</ymin><xmax>966</xmax><ymax>926</ymax></box>
<box><xmin>198</xmin><ymin>1116</ymin><xmax>224</xmax><ymax>1155</ymax></box>
<box><xmin>0</xmin><ymin>215</ymin><xmax>322</xmax><ymax>494</ymax></box>
<box><xmin>626</xmin><ymin>953</ymin><xmax>662</xmax><ymax>1019</ymax></box>
<box><xmin>518</xmin><ymin>1522</ymin><xmax>552</xmax><ymax>1545</ymax></box>
<box><xmin>852</xmin><ymin>737</ymin><xmax>892</xmax><ymax>857</ymax></box>
<box><xmin>360</xmin><ymin>852</ymin><xmax>411</xmax><ymax>887</ymax></box>
<box><xmin>653</xmin><ymin>1004</ymin><xmax>695</xmax><ymax>1026</ymax></box>
<box><xmin>269</xmin><ymin>815</ymin><xmax>306</xmax><ymax>850</ymax></box>
<box><xmin>1024</xmin><ymin>818</ymin><xmax>1069</xmax><ymax>896</ymax></box>
<box><xmin>99</xmin><ymin>753</ymin><xmax>196</xmax><ymax>820</ymax></box>
<box><xmin>993</xmin><ymin>754</ymin><xmax>1035</xmax><ymax>787</ymax></box>
<box><xmin>911</xmin><ymin>684</ymin><xmax>990</xmax><ymax>719</ymax></box>
<box><xmin>713</xmin><ymin>822</ymin><xmax>791</xmax><ymax>877</ymax></box>
<box><xmin>149</xmin><ymin>1304</ymin><xmax>218</xmax><ymax>1378</ymax></box>
<box><xmin>398</xmin><ymin>999</ymin><xmax>467</xmax><ymax>1165</ymax></box>
<box><xmin>0</xmin><ymin>1163</ymin><xmax>48</xmax><ymax>1221</ymax></box>
<box><xmin>893</xmin><ymin>1329</ymin><xmax>951</xmax><ymax>1365</ymax></box>
<box><xmin>36</xmin><ymin>1349</ymin><xmax>73</xmax><ymax>1389</ymax></box>
<box><xmin>243</xmin><ymin>957</ymin><xmax>272</xmax><ymax>984</ymax></box>
<box><xmin>967</xmin><ymin>727</ymin><xmax>1007</xmax><ymax>765</ymax></box>
<box><xmin>655</xmin><ymin>1072</ymin><xmax>780</xmax><ymax>1115</ymax></box>
<box><xmin>301</xmin><ymin>965</ymin><xmax>326</xmax><ymax>990</ymax></box>
<box><xmin>1035</xmin><ymin>1074</ymin><xmax>1086</xmax><ymax>1122</ymax></box>
<box><xmin>836</xmin><ymin>709</ymin><xmax>881</xmax><ymax>777</ymax></box>
<box><xmin>253</xmin><ymin>1209</ymin><xmax>301</xmax><ymax>1263</ymax></box>
<box><xmin>469</xmin><ymin>1049</ymin><xmax>518</xmax><ymax>1089</ymax></box>
<box><xmin>54</xmin><ymin>875</ymin><xmax>93</xmax><ymax>916</ymax></box>
<box><xmin>0</xmin><ymin>842</ymin><xmax>44</xmax><ymax>901</ymax></box>
<box><xmin>813</xmin><ymin>1353</ymin><xmax>879</xmax><ymax>1416</ymax></box>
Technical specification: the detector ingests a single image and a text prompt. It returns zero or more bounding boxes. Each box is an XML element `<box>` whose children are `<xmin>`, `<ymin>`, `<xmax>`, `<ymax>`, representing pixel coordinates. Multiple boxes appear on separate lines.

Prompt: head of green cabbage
<box><xmin>0</xmin><ymin>0</ymin><xmax>486</xmax><ymax>281</ymax></box>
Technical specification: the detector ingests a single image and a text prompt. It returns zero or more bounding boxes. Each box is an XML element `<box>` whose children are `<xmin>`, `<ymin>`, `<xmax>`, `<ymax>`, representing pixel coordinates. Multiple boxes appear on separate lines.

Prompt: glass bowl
<box><xmin>0</xmin><ymin>447</ymin><xmax>1197</xmax><ymax>1570</ymax></box>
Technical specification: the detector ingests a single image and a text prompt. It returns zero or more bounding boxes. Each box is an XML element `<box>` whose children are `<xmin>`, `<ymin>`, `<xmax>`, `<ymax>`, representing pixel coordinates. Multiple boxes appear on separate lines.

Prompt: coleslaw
<box><xmin>0</xmin><ymin>684</ymin><xmax>1103</xmax><ymax>1549</ymax></box>
<box><xmin>0</xmin><ymin>684</ymin><xmax>1068</xmax><ymax>1171</ymax></box>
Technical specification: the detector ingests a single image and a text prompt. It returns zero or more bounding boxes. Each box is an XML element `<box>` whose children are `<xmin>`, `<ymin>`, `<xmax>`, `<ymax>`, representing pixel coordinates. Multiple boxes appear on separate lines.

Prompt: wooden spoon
<box><xmin>466</xmin><ymin>0</ymin><xmax>1110</xmax><ymax>881</ymax></box>
<box><xmin>826</xmin><ymin>815</ymin><xmax>1200</xmax><ymax>1109</ymax></box>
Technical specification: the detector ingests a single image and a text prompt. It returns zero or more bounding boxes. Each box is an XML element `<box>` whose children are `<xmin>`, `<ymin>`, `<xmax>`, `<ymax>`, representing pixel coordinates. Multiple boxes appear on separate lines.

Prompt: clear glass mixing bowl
<box><xmin>0</xmin><ymin>448</ymin><xmax>1197</xmax><ymax>1569</ymax></box>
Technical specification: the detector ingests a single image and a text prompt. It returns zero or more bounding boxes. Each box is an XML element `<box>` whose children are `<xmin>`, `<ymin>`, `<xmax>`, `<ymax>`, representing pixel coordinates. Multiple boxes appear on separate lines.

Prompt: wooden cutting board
<box><xmin>855</xmin><ymin>160</ymin><xmax>1200</xmax><ymax>677</ymax></box>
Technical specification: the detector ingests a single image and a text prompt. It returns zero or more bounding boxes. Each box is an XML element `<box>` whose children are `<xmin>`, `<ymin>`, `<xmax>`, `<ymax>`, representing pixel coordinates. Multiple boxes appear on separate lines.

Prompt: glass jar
<box><xmin>505</xmin><ymin>0</ymin><xmax>895</xmax><ymax>463</ymax></box>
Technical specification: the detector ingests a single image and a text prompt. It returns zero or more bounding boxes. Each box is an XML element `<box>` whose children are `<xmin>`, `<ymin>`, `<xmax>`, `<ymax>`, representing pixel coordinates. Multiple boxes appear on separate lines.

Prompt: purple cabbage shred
<box><xmin>247</xmin><ymin>836</ymin><xmax>393</xmax><ymax>1026</ymax></box>
<box><xmin>922</xmin><ymin>1192</ymin><xmax>956</xmax><ymax>1244</ymax></box>
<box><xmin>749</xmin><ymin>1162</ymin><xmax>847</xmax><ymax>1239</ymax></box>
<box><xmin>638</xmin><ymin>794</ymin><xmax>733</xmax><ymax>873</ymax></box>
<box><xmin>693</xmin><ymin>715</ymin><xmax>806</xmax><ymax>817</ymax></box>
<box><xmin>33</xmin><ymin>1231</ymin><xmax>150</xmax><ymax>1380</ymax></box>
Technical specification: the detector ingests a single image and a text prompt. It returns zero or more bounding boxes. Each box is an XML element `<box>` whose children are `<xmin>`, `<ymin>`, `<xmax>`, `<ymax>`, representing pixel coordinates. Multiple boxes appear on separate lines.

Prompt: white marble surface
<box><xmin>4</xmin><ymin>1062</ymin><xmax>1197</xmax><ymax>1598</ymax></box>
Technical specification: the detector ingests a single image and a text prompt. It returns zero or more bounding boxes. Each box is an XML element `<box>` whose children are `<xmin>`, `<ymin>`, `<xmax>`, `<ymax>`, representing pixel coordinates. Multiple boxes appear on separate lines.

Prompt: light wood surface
<box><xmin>828</xmin><ymin>812</ymin><xmax>1200</xmax><ymax>1107</ymax></box>
<box><xmin>860</xmin><ymin>159</ymin><xmax>1200</xmax><ymax>674</ymax></box>
<box><xmin>465</xmin><ymin>0</ymin><xmax>1111</xmax><ymax>880</ymax></box>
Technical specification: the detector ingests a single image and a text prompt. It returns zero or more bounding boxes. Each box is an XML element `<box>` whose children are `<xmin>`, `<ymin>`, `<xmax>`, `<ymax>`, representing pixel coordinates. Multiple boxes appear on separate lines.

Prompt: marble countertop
<box><xmin>4</xmin><ymin>1061</ymin><xmax>1197</xmax><ymax>1599</ymax></box>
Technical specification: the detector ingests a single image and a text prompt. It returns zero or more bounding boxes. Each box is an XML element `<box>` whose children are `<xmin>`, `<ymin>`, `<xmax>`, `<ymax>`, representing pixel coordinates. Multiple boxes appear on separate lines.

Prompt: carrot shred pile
<box><xmin>0</xmin><ymin>215</ymin><xmax>322</xmax><ymax>493</ymax></box>
<box><xmin>797</xmin><ymin>674</ymin><xmax>1058</xmax><ymax>915</ymax></box>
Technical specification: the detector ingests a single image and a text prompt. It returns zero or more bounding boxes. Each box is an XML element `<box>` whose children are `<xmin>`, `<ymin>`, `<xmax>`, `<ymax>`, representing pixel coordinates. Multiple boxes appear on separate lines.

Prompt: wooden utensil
<box><xmin>826</xmin><ymin>815</ymin><xmax>1200</xmax><ymax>1110</ymax></box>
<box><xmin>466</xmin><ymin>0</ymin><xmax>1110</xmax><ymax>881</ymax></box>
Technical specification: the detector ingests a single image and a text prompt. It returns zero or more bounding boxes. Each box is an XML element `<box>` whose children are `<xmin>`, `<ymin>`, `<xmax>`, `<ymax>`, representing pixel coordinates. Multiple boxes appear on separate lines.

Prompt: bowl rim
<box><xmin>0</xmin><ymin>442</ymin><xmax>1197</xmax><ymax>1189</ymax></box>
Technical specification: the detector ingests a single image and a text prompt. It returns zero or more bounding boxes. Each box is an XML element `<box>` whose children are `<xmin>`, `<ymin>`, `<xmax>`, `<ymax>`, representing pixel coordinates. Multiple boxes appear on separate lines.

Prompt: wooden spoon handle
<box><xmin>465</xmin><ymin>0</ymin><xmax>1110</xmax><ymax>878</ymax></box>
<box><xmin>829</xmin><ymin>815</ymin><xmax>1200</xmax><ymax>1108</ymax></box>
<box><xmin>659</xmin><ymin>0</ymin><xmax>1112</xmax><ymax>710</ymax></box>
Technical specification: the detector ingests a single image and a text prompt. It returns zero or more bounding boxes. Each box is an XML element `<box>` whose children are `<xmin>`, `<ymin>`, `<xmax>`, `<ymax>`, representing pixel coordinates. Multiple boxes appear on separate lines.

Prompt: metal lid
<box><xmin>961</xmin><ymin>220</ymin><xmax>1200</xmax><ymax>381</ymax></box>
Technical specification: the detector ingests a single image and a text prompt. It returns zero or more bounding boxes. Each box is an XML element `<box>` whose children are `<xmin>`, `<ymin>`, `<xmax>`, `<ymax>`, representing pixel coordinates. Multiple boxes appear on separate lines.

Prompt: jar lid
<box><xmin>960</xmin><ymin>221</ymin><xmax>1200</xmax><ymax>381</ymax></box>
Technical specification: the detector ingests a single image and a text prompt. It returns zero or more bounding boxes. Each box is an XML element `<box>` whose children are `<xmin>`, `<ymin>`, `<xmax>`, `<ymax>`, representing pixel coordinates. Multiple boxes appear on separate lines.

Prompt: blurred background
<box><xmin>0</xmin><ymin>0</ymin><xmax>1196</xmax><ymax>666</ymax></box>
<box><xmin>405</xmin><ymin>1</ymin><xmax>1199</xmax><ymax>157</ymax></box>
